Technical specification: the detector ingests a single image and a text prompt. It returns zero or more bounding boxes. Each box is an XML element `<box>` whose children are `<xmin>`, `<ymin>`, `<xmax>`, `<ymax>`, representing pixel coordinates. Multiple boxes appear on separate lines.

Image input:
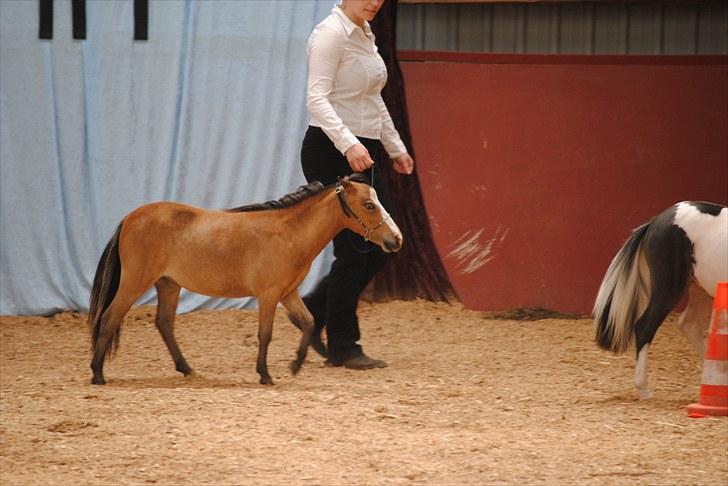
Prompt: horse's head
<box><xmin>336</xmin><ymin>175</ymin><xmax>403</xmax><ymax>253</ymax></box>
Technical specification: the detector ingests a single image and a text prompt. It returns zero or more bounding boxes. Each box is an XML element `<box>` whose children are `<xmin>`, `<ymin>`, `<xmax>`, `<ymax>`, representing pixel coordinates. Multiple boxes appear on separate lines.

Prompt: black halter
<box><xmin>335</xmin><ymin>181</ymin><xmax>391</xmax><ymax>242</ymax></box>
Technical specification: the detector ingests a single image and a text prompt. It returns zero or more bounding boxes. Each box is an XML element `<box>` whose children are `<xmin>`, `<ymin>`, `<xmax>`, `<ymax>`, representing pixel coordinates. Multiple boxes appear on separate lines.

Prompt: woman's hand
<box><xmin>345</xmin><ymin>143</ymin><xmax>375</xmax><ymax>172</ymax></box>
<box><xmin>393</xmin><ymin>153</ymin><xmax>414</xmax><ymax>175</ymax></box>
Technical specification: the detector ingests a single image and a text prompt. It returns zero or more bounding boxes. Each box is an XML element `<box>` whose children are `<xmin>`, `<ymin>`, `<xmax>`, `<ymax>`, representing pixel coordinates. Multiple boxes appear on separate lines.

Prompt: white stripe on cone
<box><xmin>701</xmin><ymin>359</ymin><xmax>728</xmax><ymax>387</ymax></box>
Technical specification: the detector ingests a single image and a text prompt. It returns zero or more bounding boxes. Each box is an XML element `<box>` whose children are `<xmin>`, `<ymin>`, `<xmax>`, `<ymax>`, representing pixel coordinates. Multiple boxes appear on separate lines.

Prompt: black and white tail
<box><xmin>593</xmin><ymin>222</ymin><xmax>653</xmax><ymax>354</ymax></box>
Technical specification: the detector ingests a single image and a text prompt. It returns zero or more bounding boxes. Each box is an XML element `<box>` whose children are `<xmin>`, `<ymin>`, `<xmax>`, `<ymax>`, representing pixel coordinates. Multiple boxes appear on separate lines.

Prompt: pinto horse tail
<box><xmin>593</xmin><ymin>221</ymin><xmax>653</xmax><ymax>354</ymax></box>
<box><xmin>88</xmin><ymin>222</ymin><xmax>124</xmax><ymax>360</ymax></box>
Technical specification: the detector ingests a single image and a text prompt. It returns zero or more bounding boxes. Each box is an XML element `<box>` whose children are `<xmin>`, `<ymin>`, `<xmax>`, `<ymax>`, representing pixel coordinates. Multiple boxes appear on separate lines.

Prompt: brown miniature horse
<box><xmin>88</xmin><ymin>174</ymin><xmax>403</xmax><ymax>385</ymax></box>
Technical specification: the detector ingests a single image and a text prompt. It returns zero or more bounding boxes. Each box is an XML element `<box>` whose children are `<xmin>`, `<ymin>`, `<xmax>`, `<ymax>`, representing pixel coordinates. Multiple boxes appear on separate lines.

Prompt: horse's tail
<box><xmin>594</xmin><ymin>221</ymin><xmax>652</xmax><ymax>354</ymax></box>
<box><xmin>88</xmin><ymin>222</ymin><xmax>124</xmax><ymax>360</ymax></box>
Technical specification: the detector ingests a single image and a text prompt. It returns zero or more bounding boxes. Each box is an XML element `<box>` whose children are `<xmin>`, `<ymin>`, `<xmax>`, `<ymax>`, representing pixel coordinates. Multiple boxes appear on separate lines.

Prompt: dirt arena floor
<box><xmin>1</xmin><ymin>300</ymin><xmax>726</xmax><ymax>485</ymax></box>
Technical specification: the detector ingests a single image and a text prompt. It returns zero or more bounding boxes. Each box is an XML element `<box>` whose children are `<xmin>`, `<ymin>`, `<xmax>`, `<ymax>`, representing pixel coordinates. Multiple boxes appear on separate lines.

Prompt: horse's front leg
<box><xmin>256</xmin><ymin>296</ymin><xmax>278</xmax><ymax>385</ymax></box>
<box><xmin>281</xmin><ymin>290</ymin><xmax>314</xmax><ymax>374</ymax></box>
<box><xmin>154</xmin><ymin>278</ymin><xmax>193</xmax><ymax>376</ymax></box>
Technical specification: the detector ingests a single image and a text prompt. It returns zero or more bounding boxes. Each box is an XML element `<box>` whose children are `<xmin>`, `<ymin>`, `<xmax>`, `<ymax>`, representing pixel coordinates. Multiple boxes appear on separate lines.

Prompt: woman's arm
<box><xmin>376</xmin><ymin>95</ymin><xmax>414</xmax><ymax>174</ymax></box>
<box><xmin>306</xmin><ymin>25</ymin><xmax>359</xmax><ymax>155</ymax></box>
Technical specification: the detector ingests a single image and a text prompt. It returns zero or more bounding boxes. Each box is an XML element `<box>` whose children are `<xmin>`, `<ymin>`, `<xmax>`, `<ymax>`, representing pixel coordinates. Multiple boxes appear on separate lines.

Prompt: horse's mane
<box><xmin>227</xmin><ymin>181</ymin><xmax>325</xmax><ymax>213</ymax></box>
<box><xmin>227</xmin><ymin>173</ymin><xmax>369</xmax><ymax>213</ymax></box>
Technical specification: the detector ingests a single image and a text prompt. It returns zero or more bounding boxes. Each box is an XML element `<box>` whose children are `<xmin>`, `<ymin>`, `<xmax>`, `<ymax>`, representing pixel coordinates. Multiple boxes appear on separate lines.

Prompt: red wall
<box><xmin>400</xmin><ymin>53</ymin><xmax>728</xmax><ymax>313</ymax></box>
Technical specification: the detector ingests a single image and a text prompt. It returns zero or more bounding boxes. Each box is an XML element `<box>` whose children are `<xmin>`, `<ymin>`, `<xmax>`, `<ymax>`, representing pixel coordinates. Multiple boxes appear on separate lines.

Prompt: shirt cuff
<box><xmin>335</xmin><ymin>132</ymin><xmax>360</xmax><ymax>156</ymax></box>
<box><xmin>382</xmin><ymin>139</ymin><xmax>407</xmax><ymax>160</ymax></box>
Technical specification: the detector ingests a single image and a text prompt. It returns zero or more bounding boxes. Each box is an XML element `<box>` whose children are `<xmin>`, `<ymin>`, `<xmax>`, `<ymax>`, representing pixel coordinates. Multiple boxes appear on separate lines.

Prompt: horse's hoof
<box><xmin>91</xmin><ymin>376</ymin><xmax>106</xmax><ymax>385</ymax></box>
<box><xmin>638</xmin><ymin>390</ymin><xmax>653</xmax><ymax>400</ymax></box>
<box><xmin>175</xmin><ymin>359</ymin><xmax>193</xmax><ymax>376</ymax></box>
<box><xmin>259</xmin><ymin>376</ymin><xmax>274</xmax><ymax>385</ymax></box>
<box><xmin>290</xmin><ymin>360</ymin><xmax>302</xmax><ymax>375</ymax></box>
<box><xmin>177</xmin><ymin>365</ymin><xmax>194</xmax><ymax>377</ymax></box>
<box><xmin>310</xmin><ymin>335</ymin><xmax>327</xmax><ymax>358</ymax></box>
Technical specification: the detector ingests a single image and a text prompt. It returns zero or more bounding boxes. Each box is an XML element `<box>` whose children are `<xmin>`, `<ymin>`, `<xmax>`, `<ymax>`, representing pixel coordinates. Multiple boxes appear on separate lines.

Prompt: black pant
<box><xmin>300</xmin><ymin>126</ymin><xmax>394</xmax><ymax>362</ymax></box>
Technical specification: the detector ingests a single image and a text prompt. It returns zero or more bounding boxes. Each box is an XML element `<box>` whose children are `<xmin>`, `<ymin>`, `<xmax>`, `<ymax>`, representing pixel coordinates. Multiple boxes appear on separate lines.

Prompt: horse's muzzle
<box><xmin>383</xmin><ymin>234</ymin><xmax>403</xmax><ymax>253</ymax></box>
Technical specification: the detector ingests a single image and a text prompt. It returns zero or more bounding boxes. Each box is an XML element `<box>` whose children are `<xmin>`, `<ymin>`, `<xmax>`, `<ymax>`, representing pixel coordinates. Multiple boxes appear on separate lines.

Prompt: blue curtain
<box><xmin>0</xmin><ymin>0</ymin><xmax>336</xmax><ymax>315</ymax></box>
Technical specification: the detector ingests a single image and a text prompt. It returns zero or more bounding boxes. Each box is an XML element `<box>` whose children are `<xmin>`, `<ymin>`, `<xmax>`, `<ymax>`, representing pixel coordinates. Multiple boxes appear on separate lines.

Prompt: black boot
<box><xmin>326</xmin><ymin>352</ymin><xmax>387</xmax><ymax>369</ymax></box>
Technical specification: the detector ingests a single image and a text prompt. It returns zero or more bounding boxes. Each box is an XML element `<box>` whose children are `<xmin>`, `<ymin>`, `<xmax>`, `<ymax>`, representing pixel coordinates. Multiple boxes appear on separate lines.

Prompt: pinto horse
<box><xmin>88</xmin><ymin>174</ymin><xmax>402</xmax><ymax>385</ymax></box>
<box><xmin>594</xmin><ymin>201</ymin><xmax>727</xmax><ymax>399</ymax></box>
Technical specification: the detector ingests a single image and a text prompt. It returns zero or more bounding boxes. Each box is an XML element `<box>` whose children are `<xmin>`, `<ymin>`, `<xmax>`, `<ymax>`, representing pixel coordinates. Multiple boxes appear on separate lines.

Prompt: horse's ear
<box><xmin>339</xmin><ymin>175</ymin><xmax>353</xmax><ymax>189</ymax></box>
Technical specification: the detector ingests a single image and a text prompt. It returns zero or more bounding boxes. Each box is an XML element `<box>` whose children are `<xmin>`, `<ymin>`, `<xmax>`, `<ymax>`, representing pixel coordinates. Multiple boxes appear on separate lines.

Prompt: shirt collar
<box><xmin>332</xmin><ymin>5</ymin><xmax>372</xmax><ymax>38</ymax></box>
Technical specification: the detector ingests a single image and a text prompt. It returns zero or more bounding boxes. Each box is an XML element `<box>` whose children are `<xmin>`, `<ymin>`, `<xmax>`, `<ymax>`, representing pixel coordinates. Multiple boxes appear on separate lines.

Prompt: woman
<box><xmin>300</xmin><ymin>0</ymin><xmax>414</xmax><ymax>369</ymax></box>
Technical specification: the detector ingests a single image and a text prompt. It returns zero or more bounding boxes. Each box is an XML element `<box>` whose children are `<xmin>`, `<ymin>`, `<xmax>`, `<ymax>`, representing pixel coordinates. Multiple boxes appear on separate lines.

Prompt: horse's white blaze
<box><xmin>674</xmin><ymin>202</ymin><xmax>728</xmax><ymax>297</ymax></box>
<box><xmin>634</xmin><ymin>344</ymin><xmax>652</xmax><ymax>400</ymax></box>
<box><xmin>368</xmin><ymin>187</ymin><xmax>402</xmax><ymax>241</ymax></box>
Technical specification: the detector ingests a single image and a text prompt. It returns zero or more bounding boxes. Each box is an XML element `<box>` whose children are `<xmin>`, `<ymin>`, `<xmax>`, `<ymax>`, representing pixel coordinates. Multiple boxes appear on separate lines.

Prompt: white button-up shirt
<box><xmin>307</xmin><ymin>6</ymin><xmax>407</xmax><ymax>159</ymax></box>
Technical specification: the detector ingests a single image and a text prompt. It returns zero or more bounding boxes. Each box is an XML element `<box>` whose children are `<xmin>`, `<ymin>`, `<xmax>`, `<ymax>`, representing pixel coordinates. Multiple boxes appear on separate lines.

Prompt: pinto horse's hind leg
<box><xmin>633</xmin><ymin>301</ymin><xmax>681</xmax><ymax>400</ymax></box>
<box><xmin>154</xmin><ymin>278</ymin><xmax>193</xmax><ymax>376</ymax></box>
<box><xmin>281</xmin><ymin>291</ymin><xmax>314</xmax><ymax>375</ymax></box>
<box><xmin>677</xmin><ymin>282</ymin><xmax>712</xmax><ymax>357</ymax></box>
<box><xmin>632</xmin><ymin>224</ymin><xmax>693</xmax><ymax>399</ymax></box>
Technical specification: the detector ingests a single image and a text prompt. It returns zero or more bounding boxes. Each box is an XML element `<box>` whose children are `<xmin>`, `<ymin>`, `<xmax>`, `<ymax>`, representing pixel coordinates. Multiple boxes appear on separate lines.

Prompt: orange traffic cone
<box><xmin>687</xmin><ymin>282</ymin><xmax>728</xmax><ymax>418</ymax></box>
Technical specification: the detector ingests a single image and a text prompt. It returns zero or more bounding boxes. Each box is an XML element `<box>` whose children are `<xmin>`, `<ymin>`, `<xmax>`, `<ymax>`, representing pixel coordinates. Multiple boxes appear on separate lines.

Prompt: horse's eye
<box><xmin>364</xmin><ymin>202</ymin><xmax>375</xmax><ymax>211</ymax></box>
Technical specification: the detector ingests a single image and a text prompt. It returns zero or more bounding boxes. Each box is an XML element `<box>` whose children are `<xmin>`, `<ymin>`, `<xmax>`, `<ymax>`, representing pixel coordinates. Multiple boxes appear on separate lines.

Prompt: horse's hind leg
<box><xmin>677</xmin><ymin>282</ymin><xmax>712</xmax><ymax>357</ymax></box>
<box><xmin>91</xmin><ymin>306</ymin><xmax>127</xmax><ymax>384</ymax></box>
<box><xmin>90</xmin><ymin>284</ymin><xmax>144</xmax><ymax>384</ymax></box>
<box><xmin>154</xmin><ymin>278</ymin><xmax>193</xmax><ymax>376</ymax></box>
<box><xmin>634</xmin><ymin>300</ymin><xmax>683</xmax><ymax>399</ymax></box>
<box><xmin>281</xmin><ymin>290</ymin><xmax>314</xmax><ymax>375</ymax></box>
<box><xmin>632</xmin><ymin>228</ymin><xmax>693</xmax><ymax>399</ymax></box>
<box><xmin>255</xmin><ymin>295</ymin><xmax>278</xmax><ymax>385</ymax></box>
